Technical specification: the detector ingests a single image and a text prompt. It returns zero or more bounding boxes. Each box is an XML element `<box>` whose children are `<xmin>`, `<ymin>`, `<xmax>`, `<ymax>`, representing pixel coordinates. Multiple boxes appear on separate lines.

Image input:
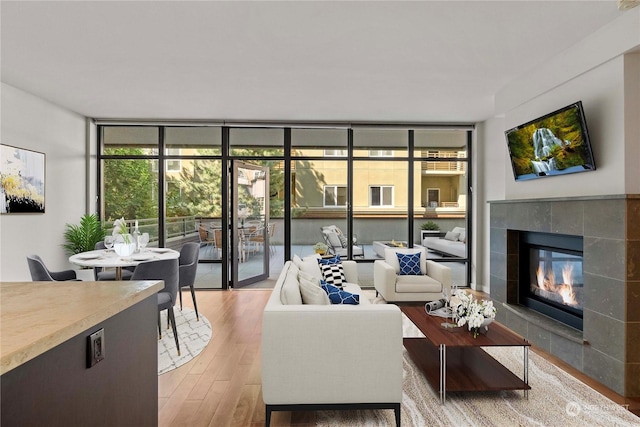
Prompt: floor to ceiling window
<box><xmin>98</xmin><ymin>123</ymin><xmax>472</xmax><ymax>289</ymax></box>
<box><xmin>352</xmin><ymin>128</ymin><xmax>410</xmax><ymax>265</ymax></box>
<box><xmin>414</xmin><ymin>129</ymin><xmax>470</xmax><ymax>287</ymax></box>
<box><xmin>101</xmin><ymin>126</ymin><xmax>160</xmax><ymax>243</ymax></box>
<box><xmin>290</xmin><ymin>128</ymin><xmax>349</xmax><ymax>262</ymax></box>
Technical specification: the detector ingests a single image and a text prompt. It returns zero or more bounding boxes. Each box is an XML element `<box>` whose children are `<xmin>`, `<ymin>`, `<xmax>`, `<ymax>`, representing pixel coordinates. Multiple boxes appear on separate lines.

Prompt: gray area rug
<box><xmin>316</xmin><ymin>291</ymin><xmax>640</xmax><ymax>426</ymax></box>
<box><xmin>158</xmin><ymin>306</ymin><xmax>211</xmax><ymax>375</ymax></box>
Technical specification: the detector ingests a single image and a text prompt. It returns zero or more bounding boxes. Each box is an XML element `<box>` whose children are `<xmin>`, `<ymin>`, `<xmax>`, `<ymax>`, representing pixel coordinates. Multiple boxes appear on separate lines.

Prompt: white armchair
<box><xmin>374</xmin><ymin>246</ymin><xmax>451</xmax><ymax>302</ymax></box>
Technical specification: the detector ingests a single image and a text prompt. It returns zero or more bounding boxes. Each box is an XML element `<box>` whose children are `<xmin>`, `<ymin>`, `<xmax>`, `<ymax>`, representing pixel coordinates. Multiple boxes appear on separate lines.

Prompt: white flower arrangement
<box><xmin>112</xmin><ymin>217</ymin><xmax>131</xmax><ymax>243</ymax></box>
<box><xmin>452</xmin><ymin>291</ymin><xmax>496</xmax><ymax>338</ymax></box>
<box><xmin>238</xmin><ymin>208</ymin><xmax>250</xmax><ymax>220</ymax></box>
<box><xmin>238</xmin><ymin>207</ymin><xmax>250</xmax><ymax>226</ymax></box>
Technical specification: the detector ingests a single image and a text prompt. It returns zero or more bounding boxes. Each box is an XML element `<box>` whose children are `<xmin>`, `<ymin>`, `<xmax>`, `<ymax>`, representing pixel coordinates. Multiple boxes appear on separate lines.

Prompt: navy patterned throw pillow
<box><xmin>321</xmin><ymin>282</ymin><xmax>360</xmax><ymax>305</ymax></box>
<box><xmin>318</xmin><ymin>254</ymin><xmax>341</xmax><ymax>266</ymax></box>
<box><xmin>319</xmin><ymin>263</ymin><xmax>346</xmax><ymax>287</ymax></box>
<box><xmin>396</xmin><ymin>252</ymin><xmax>422</xmax><ymax>275</ymax></box>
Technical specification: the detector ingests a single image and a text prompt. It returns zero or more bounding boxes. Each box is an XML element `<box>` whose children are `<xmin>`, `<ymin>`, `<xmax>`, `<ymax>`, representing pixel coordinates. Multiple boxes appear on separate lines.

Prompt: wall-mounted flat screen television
<box><xmin>505</xmin><ymin>101</ymin><xmax>596</xmax><ymax>181</ymax></box>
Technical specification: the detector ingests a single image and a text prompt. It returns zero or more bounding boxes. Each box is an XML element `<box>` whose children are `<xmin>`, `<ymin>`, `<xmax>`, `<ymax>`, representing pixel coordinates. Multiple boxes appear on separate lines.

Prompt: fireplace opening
<box><xmin>519</xmin><ymin>232</ymin><xmax>583</xmax><ymax>331</ymax></box>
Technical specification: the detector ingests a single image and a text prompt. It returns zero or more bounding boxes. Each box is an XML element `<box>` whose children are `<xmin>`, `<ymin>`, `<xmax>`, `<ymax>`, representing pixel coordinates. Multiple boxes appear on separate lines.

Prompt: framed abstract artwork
<box><xmin>0</xmin><ymin>144</ymin><xmax>46</xmax><ymax>214</ymax></box>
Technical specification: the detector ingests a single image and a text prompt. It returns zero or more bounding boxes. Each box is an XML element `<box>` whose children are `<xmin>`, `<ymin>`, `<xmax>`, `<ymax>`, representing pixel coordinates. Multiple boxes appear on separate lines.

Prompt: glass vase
<box><xmin>114</xmin><ymin>233</ymin><xmax>136</xmax><ymax>257</ymax></box>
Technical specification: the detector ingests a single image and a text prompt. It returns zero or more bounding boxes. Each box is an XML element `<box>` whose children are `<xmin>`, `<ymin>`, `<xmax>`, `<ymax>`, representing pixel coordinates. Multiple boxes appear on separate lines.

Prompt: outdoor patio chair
<box><xmin>320</xmin><ymin>225</ymin><xmax>364</xmax><ymax>258</ymax></box>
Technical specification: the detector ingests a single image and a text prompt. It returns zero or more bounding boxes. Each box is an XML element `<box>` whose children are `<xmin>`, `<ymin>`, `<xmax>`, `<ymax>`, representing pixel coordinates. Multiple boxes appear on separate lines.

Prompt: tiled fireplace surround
<box><xmin>489</xmin><ymin>195</ymin><xmax>640</xmax><ymax>397</ymax></box>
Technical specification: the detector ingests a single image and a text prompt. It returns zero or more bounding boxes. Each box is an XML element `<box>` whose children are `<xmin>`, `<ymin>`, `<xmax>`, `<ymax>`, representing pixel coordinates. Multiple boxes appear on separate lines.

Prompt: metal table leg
<box><xmin>439</xmin><ymin>344</ymin><xmax>446</xmax><ymax>404</ymax></box>
<box><xmin>524</xmin><ymin>346</ymin><xmax>529</xmax><ymax>399</ymax></box>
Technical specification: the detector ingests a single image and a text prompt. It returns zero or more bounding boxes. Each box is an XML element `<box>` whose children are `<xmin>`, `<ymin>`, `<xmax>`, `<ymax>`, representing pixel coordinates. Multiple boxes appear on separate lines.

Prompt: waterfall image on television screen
<box><xmin>504</xmin><ymin>101</ymin><xmax>596</xmax><ymax>181</ymax></box>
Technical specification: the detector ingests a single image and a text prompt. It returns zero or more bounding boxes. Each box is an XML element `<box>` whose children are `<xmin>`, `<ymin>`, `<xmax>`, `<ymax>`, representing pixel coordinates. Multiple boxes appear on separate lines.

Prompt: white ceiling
<box><xmin>0</xmin><ymin>1</ymin><xmax>630</xmax><ymax>123</ymax></box>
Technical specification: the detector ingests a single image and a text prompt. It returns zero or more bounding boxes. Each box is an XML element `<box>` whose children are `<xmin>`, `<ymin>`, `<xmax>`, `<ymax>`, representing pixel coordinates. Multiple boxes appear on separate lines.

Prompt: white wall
<box><xmin>624</xmin><ymin>53</ymin><xmax>640</xmax><ymax>194</ymax></box>
<box><xmin>1</xmin><ymin>83</ymin><xmax>87</xmax><ymax>281</ymax></box>
<box><xmin>476</xmin><ymin>116</ymin><xmax>506</xmax><ymax>292</ymax></box>
<box><xmin>477</xmin><ymin>8</ymin><xmax>640</xmax><ymax>291</ymax></box>
<box><xmin>502</xmin><ymin>56</ymin><xmax>627</xmax><ymax>200</ymax></box>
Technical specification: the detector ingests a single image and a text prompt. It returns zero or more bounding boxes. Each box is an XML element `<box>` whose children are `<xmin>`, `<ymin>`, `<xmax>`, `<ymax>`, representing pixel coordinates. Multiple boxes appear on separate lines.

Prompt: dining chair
<box><xmin>93</xmin><ymin>241</ymin><xmax>134</xmax><ymax>281</ymax></box>
<box><xmin>27</xmin><ymin>254</ymin><xmax>79</xmax><ymax>281</ymax></box>
<box><xmin>178</xmin><ymin>242</ymin><xmax>200</xmax><ymax>321</ymax></box>
<box><xmin>268</xmin><ymin>222</ymin><xmax>277</xmax><ymax>256</ymax></box>
<box><xmin>198</xmin><ymin>226</ymin><xmax>215</xmax><ymax>257</ymax></box>
<box><xmin>212</xmin><ymin>228</ymin><xmax>223</xmax><ymax>259</ymax></box>
<box><xmin>131</xmin><ymin>258</ymin><xmax>181</xmax><ymax>356</ymax></box>
<box><xmin>249</xmin><ymin>224</ymin><xmax>267</xmax><ymax>253</ymax></box>
<box><xmin>243</xmin><ymin>227</ymin><xmax>260</xmax><ymax>258</ymax></box>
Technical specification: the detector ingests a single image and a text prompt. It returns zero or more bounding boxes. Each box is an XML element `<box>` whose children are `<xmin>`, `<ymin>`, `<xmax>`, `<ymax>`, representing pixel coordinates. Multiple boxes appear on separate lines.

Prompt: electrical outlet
<box><xmin>87</xmin><ymin>328</ymin><xmax>105</xmax><ymax>368</ymax></box>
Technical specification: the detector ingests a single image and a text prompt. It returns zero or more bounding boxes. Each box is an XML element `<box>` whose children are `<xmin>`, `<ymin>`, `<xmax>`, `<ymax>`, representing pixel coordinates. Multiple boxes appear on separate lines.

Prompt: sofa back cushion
<box><xmin>451</xmin><ymin>227</ymin><xmax>466</xmax><ymax>242</ymax></box>
<box><xmin>384</xmin><ymin>247</ymin><xmax>426</xmax><ymax>275</ymax></box>
<box><xmin>444</xmin><ymin>231</ymin><xmax>460</xmax><ymax>241</ymax></box>
<box><xmin>299</xmin><ymin>274</ymin><xmax>330</xmax><ymax>305</ymax></box>
<box><xmin>293</xmin><ymin>254</ymin><xmax>323</xmax><ymax>281</ymax></box>
<box><xmin>280</xmin><ymin>263</ymin><xmax>303</xmax><ymax>305</ymax></box>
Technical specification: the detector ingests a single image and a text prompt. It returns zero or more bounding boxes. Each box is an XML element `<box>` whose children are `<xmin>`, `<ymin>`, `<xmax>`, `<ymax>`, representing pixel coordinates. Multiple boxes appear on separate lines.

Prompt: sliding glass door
<box><xmin>232</xmin><ymin>161</ymin><xmax>270</xmax><ymax>287</ymax></box>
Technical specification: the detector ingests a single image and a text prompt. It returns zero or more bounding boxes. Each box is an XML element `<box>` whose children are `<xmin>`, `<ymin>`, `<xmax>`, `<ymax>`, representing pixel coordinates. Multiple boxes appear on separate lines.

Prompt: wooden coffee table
<box><xmin>400</xmin><ymin>305</ymin><xmax>531</xmax><ymax>403</ymax></box>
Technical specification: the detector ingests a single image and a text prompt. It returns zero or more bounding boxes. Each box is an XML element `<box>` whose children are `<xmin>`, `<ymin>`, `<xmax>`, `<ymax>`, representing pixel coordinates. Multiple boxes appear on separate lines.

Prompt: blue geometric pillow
<box><xmin>396</xmin><ymin>252</ymin><xmax>422</xmax><ymax>275</ymax></box>
<box><xmin>318</xmin><ymin>254</ymin><xmax>341</xmax><ymax>266</ymax></box>
<box><xmin>321</xmin><ymin>282</ymin><xmax>360</xmax><ymax>305</ymax></box>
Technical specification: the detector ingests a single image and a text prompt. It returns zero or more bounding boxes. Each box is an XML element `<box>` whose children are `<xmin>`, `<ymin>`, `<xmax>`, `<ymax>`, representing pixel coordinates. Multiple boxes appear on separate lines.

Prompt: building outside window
<box><xmin>324</xmin><ymin>149</ymin><xmax>347</xmax><ymax>157</ymax></box>
<box><xmin>369</xmin><ymin>150</ymin><xmax>394</xmax><ymax>157</ymax></box>
<box><xmin>166</xmin><ymin>148</ymin><xmax>181</xmax><ymax>172</ymax></box>
<box><xmin>324</xmin><ymin>185</ymin><xmax>347</xmax><ymax>207</ymax></box>
<box><xmin>369</xmin><ymin>185</ymin><xmax>393</xmax><ymax>207</ymax></box>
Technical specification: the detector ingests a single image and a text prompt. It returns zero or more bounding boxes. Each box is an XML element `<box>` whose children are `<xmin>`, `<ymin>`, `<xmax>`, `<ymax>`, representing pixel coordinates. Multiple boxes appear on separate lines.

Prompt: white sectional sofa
<box><xmin>261</xmin><ymin>258</ymin><xmax>403</xmax><ymax>426</ymax></box>
<box><xmin>422</xmin><ymin>226</ymin><xmax>467</xmax><ymax>257</ymax></box>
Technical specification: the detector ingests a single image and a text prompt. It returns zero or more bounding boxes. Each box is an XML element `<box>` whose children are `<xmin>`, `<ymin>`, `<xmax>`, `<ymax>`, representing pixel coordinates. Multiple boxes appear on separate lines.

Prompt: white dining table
<box><xmin>69</xmin><ymin>247</ymin><xmax>180</xmax><ymax>281</ymax></box>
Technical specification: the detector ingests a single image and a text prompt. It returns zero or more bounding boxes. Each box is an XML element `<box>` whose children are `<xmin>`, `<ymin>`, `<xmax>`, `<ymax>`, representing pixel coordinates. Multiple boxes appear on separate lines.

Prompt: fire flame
<box><xmin>535</xmin><ymin>263</ymin><xmax>577</xmax><ymax>306</ymax></box>
<box><xmin>562</xmin><ymin>263</ymin><xmax>573</xmax><ymax>286</ymax></box>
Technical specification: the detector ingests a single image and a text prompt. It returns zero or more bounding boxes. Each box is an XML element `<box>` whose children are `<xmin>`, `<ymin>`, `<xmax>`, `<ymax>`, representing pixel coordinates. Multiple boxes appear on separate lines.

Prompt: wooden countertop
<box><xmin>0</xmin><ymin>280</ymin><xmax>163</xmax><ymax>375</ymax></box>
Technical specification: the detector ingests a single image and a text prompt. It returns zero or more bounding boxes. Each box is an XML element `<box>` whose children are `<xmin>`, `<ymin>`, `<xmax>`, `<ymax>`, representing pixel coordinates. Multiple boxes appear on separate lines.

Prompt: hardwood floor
<box><xmin>160</xmin><ymin>288</ymin><xmax>639</xmax><ymax>427</ymax></box>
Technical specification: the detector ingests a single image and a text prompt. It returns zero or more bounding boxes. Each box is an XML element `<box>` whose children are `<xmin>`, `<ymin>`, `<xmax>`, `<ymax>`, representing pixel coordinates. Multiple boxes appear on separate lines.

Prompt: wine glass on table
<box><xmin>139</xmin><ymin>233</ymin><xmax>149</xmax><ymax>252</ymax></box>
<box><xmin>104</xmin><ymin>235</ymin><xmax>114</xmax><ymax>252</ymax></box>
<box><xmin>440</xmin><ymin>285</ymin><xmax>456</xmax><ymax>329</ymax></box>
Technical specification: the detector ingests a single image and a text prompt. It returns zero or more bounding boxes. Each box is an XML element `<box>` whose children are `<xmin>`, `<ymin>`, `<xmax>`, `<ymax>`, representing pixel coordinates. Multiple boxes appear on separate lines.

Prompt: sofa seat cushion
<box><xmin>395</xmin><ymin>274</ymin><xmax>442</xmax><ymax>293</ymax></box>
<box><xmin>342</xmin><ymin>282</ymin><xmax>370</xmax><ymax>305</ymax></box>
<box><xmin>422</xmin><ymin>237</ymin><xmax>466</xmax><ymax>258</ymax></box>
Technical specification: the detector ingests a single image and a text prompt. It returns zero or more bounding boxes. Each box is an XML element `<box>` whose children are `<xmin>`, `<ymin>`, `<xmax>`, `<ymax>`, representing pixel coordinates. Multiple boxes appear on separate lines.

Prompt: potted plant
<box><xmin>313</xmin><ymin>242</ymin><xmax>329</xmax><ymax>255</ymax></box>
<box><xmin>63</xmin><ymin>213</ymin><xmax>107</xmax><ymax>256</ymax></box>
<box><xmin>420</xmin><ymin>221</ymin><xmax>441</xmax><ymax>240</ymax></box>
<box><xmin>421</xmin><ymin>221</ymin><xmax>440</xmax><ymax>231</ymax></box>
